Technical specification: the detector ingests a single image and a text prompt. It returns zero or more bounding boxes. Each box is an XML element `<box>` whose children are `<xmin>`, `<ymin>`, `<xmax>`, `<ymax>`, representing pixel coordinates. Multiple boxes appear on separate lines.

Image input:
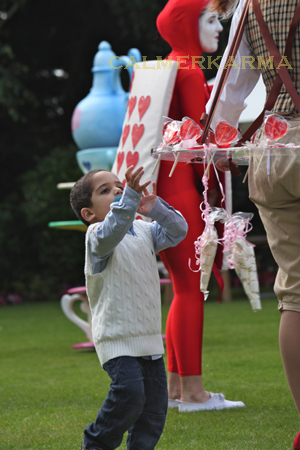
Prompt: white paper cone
<box><xmin>233</xmin><ymin>239</ymin><xmax>262</xmax><ymax>311</ymax></box>
<box><xmin>200</xmin><ymin>227</ymin><xmax>218</xmax><ymax>294</ymax></box>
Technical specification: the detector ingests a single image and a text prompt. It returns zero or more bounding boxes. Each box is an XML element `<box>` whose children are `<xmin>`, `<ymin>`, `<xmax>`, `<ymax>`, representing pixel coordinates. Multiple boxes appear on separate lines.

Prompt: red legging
<box><xmin>157</xmin><ymin>160</ymin><xmax>213</xmax><ymax>376</ymax></box>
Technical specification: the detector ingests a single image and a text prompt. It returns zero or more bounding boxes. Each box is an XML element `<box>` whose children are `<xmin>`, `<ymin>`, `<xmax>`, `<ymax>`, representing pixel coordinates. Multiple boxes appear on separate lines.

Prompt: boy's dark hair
<box><xmin>70</xmin><ymin>169</ymin><xmax>108</xmax><ymax>226</ymax></box>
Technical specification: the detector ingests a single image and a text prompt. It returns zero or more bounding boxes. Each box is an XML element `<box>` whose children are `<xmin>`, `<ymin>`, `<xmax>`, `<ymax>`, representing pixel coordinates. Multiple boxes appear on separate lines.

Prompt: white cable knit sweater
<box><xmin>85</xmin><ymin>220</ymin><xmax>165</xmax><ymax>366</ymax></box>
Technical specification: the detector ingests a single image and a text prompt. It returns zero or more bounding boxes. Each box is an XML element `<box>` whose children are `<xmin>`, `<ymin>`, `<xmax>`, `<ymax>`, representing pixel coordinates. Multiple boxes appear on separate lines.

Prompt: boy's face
<box><xmin>82</xmin><ymin>171</ymin><xmax>124</xmax><ymax>223</ymax></box>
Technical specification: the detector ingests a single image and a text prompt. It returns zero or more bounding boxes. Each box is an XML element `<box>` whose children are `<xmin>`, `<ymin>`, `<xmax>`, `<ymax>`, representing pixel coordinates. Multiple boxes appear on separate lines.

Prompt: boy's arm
<box><xmin>146</xmin><ymin>197</ymin><xmax>188</xmax><ymax>253</ymax></box>
<box><xmin>88</xmin><ymin>165</ymin><xmax>150</xmax><ymax>261</ymax></box>
<box><xmin>88</xmin><ymin>185</ymin><xmax>142</xmax><ymax>260</ymax></box>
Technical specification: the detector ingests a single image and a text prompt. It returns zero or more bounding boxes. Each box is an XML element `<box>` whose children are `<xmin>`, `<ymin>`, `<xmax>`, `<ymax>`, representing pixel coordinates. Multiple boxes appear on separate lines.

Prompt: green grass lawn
<box><xmin>0</xmin><ymin>297</ymin><xmax>298</xmax><ymax>449</ymax></box>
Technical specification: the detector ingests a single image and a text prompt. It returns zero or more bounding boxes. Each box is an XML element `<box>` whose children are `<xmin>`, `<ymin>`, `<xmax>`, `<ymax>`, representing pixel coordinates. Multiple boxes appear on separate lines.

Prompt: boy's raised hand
<box><xmin>125</xmin><ymin>166</ymin><xmax>157</xmax><ymax>216</ymax></box>
<box><xmin>125</xmin><ymin>166</ymin><xmax>151</xmax><ymax>193</ymax></box>
<box><xmin>137</xmin><ymin>182</ymin><xmax>157</xmax><ymax>216</ymax></box>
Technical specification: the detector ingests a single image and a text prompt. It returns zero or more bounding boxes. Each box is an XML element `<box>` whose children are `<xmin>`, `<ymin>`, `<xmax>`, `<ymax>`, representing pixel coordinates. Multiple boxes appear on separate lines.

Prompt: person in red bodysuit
<box><xmin>156</xmin><ymin>0</ymin><xmax>245</xmax><ymax>412</ymax></box>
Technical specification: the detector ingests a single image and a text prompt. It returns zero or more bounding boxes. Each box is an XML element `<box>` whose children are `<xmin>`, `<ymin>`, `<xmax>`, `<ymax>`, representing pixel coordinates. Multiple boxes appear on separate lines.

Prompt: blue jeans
<box><xmin>83</xmin><ymin>356</ymin><xmax>168</xmax><ymax>450</ymax></box>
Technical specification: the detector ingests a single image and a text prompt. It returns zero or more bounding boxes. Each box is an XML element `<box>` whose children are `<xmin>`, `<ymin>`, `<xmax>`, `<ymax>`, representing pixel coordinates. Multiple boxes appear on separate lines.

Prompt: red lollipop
<box><xmin>264</xmin><ymin>115</ymin><xmax>288</xmax><ymax>141</ymax></box>
<box><xmin>215</xmin><ymin>120</ymin><xmax>238</xmax><ymax>148</ymax></box>
<box><xmin>180</xmin><ymin>117</ymin><xmax>201</xmax><ymax>141</ymax></box>
<box><xmin>162</xmin><ymin>118</ymin><xmax>172</xmax><ymax>135</ymax></box>
<box><xmin>163</xmin><ymin>121</ymin><xmax>181</xmax><ymax>145</ymax></box>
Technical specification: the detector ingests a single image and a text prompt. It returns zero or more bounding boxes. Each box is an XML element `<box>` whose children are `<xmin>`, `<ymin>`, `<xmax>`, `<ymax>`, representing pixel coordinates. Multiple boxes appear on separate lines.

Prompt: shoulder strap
<box><xmin>240</xmin><ymin>0</ymin><xmax>300</xmax><ymax>143</ymax></box>
<box><xmin>200</xmin><ymin>0</ymin><xmax>251</xmax><ymax>144</ymax></box>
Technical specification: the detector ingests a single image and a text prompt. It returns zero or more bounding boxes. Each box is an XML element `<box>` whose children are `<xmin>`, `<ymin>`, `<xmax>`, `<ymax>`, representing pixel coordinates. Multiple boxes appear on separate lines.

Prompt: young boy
<box><xmin>70</xmin><ymin>165</ymin><xmax>188</xmax><ymax>450</ymax></box>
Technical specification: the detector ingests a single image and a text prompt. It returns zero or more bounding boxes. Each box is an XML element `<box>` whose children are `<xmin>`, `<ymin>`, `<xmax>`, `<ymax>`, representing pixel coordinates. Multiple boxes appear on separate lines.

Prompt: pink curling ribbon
<box><xmin>190</xmin><ymin>174</ymin><xmax>220</xmax><ymax>270</ymax></box>
<box><xmin>190</xmin><ymin>153</ymin><xmax>226</xmax><ymax>300</ymax></box>
<box><xmin>221</xmin><ymin>212</ymin><xmax>262</xmax><ymax>311</ymax></box>
<box><xmin>222</xmin><ymin>212</ymin><xmax>254</xmax><ymax>270</ymax></box>
<box><xmin>192</xmin><ymin>206</ymin><xmax>222</xmax><ymax>300</ymax></box>
<box><xmin>190</xmin><ymin>150</ymin><xmax>261</xmax><ymax>310</ymax></box>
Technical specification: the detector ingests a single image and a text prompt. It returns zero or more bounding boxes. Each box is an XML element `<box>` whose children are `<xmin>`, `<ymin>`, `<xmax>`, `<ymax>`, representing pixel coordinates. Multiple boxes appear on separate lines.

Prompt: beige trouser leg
<box><xmin>249</xmin><ymin>117</ymin><xmax>300</xmax><ymax>417</ymax></box>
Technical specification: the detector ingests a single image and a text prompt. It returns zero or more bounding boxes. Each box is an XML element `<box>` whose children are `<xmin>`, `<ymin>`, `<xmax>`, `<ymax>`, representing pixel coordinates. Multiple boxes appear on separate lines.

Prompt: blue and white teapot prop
<box><xmin>72</xmin><ymin>41</ymin><xmax>141</xmax><ymax>172</ymax></box>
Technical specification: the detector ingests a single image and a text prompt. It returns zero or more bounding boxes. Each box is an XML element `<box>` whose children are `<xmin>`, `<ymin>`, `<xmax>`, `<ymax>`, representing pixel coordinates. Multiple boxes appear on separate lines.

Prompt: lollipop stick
<box><xmin>169</xmin><ymin>152</ymin><xmax>180</xmax><ymax>177</ymax></box>
<box><xmin>152</xmin><ymin>154</ymin><xmax>161</xmax><ymax>175</ymax></box>
<box><xmin>243</xmin><ymin>167</ymin><xmax>249</xmax><ymax>183</ymax></box>
<box><xmin>203</xmin><ymin>150</ymin><xmax>216</xmax><ymax>178</ymax></box>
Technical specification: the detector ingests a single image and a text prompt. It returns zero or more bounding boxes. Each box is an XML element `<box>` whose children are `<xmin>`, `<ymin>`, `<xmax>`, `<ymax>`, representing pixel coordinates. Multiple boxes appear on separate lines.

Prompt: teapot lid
<box><xmin>92</xmin><ymin>41</ymin><xmax>116</xmax><ymax>71</ymax></box>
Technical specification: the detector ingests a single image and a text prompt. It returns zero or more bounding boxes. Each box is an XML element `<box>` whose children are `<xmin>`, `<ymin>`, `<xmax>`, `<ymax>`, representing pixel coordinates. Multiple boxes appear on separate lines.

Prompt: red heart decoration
<box><xmin>265</xmin><ymin>115</ymin><xmax>288</xmax><ymax>141</ymax></box>
<box><xmin>135</xmin><ymin>216</ymin><xmax>143</xmax><ymax>221</ymax></box>
<box><xmin>128</xmin><ymin>96</ymin><xmax>137</xmax><ymax>119</ymax></box>
<box><xmin>215</xmin><ymin>120</ymin><xmax>238</xmax><ymax>148</ymax></box>
<box><xmin>122</xmin><ymin>125</ymin><xmax>130</xmax><ymax>147</ymax></box>
<box><xmin>117</xmin><ymin>151</ymin><xmax>124</xmax><ymax>174</ymax></box>
<box><xmin>132</xmin><ymin>124</ymin><xmax>144</xmax><ymax>149</ymax></box>
<box><xmin>163</xmin><ymin>121</ymin><xmax>180</xmax><ymax>145</ymax></box>
<box><xmin>180</xmin><ymin>119</ymin><xmax>201</xmax><ymax>140</ymax></box>
<box><xmin>138</xmin><ymin>96</ymin><xmax>151</xmax><ymax>121</ymax></box>
<box><xmin>126</xmin><ymin>151</ymin><xmax>139</xmax><ymax>169</ymax></box>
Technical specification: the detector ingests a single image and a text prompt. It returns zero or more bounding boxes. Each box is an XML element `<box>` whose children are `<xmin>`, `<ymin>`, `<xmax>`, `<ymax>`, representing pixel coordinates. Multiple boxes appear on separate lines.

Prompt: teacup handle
<box><xmin>61</xmin><ymin>293</ymin><xmax>93</xmax><ymax>343</ymax></box>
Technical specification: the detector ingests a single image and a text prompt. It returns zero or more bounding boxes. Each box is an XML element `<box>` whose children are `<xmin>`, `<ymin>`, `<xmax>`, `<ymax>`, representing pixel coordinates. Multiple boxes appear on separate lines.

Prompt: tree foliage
<box><xmin>0</xmin><ymin>0</ymin><xmax>236</xmax><ymax>300</ymax></box>
<box><xmin>0</xmin><ymin>0</ymin><xmax>171</xmax><ymax>299</ymax></box>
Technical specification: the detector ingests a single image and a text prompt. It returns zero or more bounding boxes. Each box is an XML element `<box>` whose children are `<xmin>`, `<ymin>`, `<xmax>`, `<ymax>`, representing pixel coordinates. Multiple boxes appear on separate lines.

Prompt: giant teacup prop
<box><xmin>60</xmin><ymin>287</ymin><xmax>94</xmax><ymax>349</ymax></box>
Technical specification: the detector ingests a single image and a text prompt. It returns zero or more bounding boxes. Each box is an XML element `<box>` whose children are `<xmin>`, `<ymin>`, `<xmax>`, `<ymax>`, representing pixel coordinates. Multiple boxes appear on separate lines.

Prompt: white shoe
<box><xmin>168</xmin><ymin>399</ymin><xmax>179</xmax><ymax>408</ymax></box>
<box><xmin>178</xmin><ymin>393</ymin><xmax>245</xmax><ymax>412</ymax></box>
